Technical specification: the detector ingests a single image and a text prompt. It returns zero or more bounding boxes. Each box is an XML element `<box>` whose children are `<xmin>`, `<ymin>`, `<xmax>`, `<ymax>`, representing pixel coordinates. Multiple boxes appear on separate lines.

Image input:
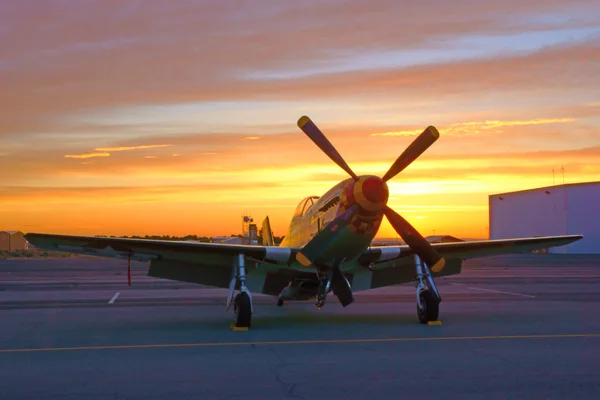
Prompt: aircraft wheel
<box><xmin>233</xmin><ymin>292</ymin><xmax>252</xmax><ymax>328</ymax></box>
<box><xmin>417</xmin><ymin>290</ymin><xmax>439</xmax><ymax>324</ymax></box>
<box><xmin>276</xmin><ymin>297</ymin><xmax>284</xmax><ymax>307</ymax></box>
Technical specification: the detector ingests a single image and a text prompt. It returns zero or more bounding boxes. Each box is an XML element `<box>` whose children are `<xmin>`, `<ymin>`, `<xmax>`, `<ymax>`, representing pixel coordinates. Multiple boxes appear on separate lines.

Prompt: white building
<box><xmin>489</xmin><ymin>181</ymin><xmax>600</xmax><ymax>254</ymax></box>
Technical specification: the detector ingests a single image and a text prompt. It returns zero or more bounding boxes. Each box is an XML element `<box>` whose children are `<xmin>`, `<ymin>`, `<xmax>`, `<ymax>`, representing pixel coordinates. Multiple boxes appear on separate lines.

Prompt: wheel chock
<box><xmin>229</xmin><ymin>324</ymin><xmax>249</xmax><ymax>331</ymax></box>
<box><xmin>427</xmin><ymin>320</ymin><xmax>443</xmax><ymax>326</ymax></box>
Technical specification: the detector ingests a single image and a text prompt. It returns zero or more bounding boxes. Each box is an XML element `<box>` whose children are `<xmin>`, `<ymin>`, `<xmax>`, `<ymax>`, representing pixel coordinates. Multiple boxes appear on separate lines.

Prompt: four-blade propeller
<box><xmin>297</xmin><ymin>116</ymin><xmax>445</xmax><ymax>272</ymax></box>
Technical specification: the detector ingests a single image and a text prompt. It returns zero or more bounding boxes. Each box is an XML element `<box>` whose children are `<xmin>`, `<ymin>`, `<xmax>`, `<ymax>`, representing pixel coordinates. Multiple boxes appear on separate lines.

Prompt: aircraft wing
<box><xmin>24</xmin><ymin>233</ymin><xmax>300</xmax><ymax>263</ymax></box>
<box><xmin>350</xmin><ymin>235</ymin><xmax>583</xmax><ymax>291</ymax></box>
<box><xmin>358</xmin><ymin>235</ymin><xmax>583</xmax><ymax>265</ymax></box>
<box><xmin>429</xmin><ymin>234</ymin><xmax>583</xmax><ymax>259</ymax></box>
<box><xmin>24</xmin><ymin>233</ymin><xmax>302</xmax><ymax>291</ymax></box>
<box><xmin>24</xmin><ymin>233</ymin><xmax>582</xmax><ymax>295</ymax></box>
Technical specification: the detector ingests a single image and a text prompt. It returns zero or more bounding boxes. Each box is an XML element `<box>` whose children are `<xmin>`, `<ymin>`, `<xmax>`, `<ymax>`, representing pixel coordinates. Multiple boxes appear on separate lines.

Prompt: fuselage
<box><xmin>279</xmin><ymin>176</ymin><xmax>386</xmax><ymax>266</ymax></box>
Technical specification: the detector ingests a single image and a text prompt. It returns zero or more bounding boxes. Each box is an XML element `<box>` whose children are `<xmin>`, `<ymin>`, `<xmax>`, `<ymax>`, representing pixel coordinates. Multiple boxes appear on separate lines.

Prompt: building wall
<box><xmin>565</xmin><ymin>184</ymin><xmax>600</xmax><ymax>254</ymax></box>
<box><xmin>489</xmin><ymin>183</ymin><xmax>600</xmax><ymax>254</ymax></box>
<box><xmin>0</xmin><ymin>231</ymin><xmax>9</xmax><ymax>251</ymax></box>
<box><xmin>0</xmin><ymin>231</ymin><xmax>28</xmax><ymax>252</ymax></box>
<box><xmin>9</xmin><ymin>232</ymin><xmax>27</xmax><ymax>251</ymax></box>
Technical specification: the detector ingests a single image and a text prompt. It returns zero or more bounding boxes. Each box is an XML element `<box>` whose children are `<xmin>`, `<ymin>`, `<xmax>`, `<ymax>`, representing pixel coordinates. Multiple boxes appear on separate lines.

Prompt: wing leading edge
<box><xmin>24</xmin><ymin>233</ymin><xmax>301</xmax><ymax>265</ymax></box>
<box><xmin>358</xmin><ymin>235</ymin><xmax>583</xmax><ymax>266</ymax></box>
<box><xmin>24</xmin><ymin>233</ymin><xmax>305</xmax><ymax>291</ymax></box>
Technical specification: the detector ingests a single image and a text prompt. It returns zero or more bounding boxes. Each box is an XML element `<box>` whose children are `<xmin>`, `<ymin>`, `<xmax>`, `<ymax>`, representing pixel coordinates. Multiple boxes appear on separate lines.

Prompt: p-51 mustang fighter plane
<box><xmin>25</xmin><ymin>116</ymin><xmax>582</xmax><ymax>328</ymax></box>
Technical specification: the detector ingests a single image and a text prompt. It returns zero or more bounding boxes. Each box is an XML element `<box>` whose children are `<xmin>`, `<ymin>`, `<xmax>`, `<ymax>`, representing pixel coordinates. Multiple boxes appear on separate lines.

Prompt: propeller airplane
<box><xmin>25</xmin><ymin>116</ymin><xmax>583</xmax><ymax>328</ymax></box>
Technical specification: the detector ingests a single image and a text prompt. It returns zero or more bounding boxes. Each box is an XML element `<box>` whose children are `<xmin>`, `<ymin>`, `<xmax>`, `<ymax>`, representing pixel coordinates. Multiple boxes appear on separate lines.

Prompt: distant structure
<box><xmin>0</xmin><ymin>230</ymin><xmax>29</xmax><ymax>251</ymax></box>
<box><xmin>211</xmin><ymin>215</ymin><xmax>260</xmax><ymax>245</ymax></box>
<box><xmin>371</xmin><ymin>235</ymin><xmax>463</xmax><ymax>247</ymax></box>
<box><xmin>241</xmin><ymin>215</ymin><xmax>258</xmax><ymax>245</ymax></box>
<box><xmin>370</xmin><ymin>238</ymin><xmax>404</xmax><ymax>246</ymax></box>
<box><xmin>211</xmin><ymin>236</ymin><xmax>246</xmax><ymax>245</ymax></box>
<box><xmin>489</xmin><ymin>181</ymin><xmax>600</xmax><ymax>254</ymax></box>
<box><xmin>425</xmin><ymin>235</ymin><xmax>464</xmax><ymax>244</ymax></box>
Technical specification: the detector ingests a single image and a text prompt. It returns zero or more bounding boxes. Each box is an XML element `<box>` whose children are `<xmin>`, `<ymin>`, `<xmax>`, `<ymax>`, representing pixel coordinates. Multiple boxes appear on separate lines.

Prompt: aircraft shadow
<box><xmin>109</xmin><ymin>310</ymin><xmax>421</xmax><ymax>332</ymax></box>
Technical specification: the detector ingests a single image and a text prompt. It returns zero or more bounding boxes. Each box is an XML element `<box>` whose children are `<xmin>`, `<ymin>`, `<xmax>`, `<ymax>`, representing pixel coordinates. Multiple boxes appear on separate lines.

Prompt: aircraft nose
<box><xmin>353</xmin><ymin>176</ymin><xmax>388</xmax><ymax>212</ymax></box>
<box><xmin>363</xmin><ymin>176</ymin><xmax>389</xmax><ymax>204</ymax></box>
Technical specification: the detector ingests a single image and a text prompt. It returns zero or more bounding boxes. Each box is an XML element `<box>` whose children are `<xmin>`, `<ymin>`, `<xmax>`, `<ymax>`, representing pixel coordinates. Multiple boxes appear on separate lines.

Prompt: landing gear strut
<box><xmin>415</xmin><ymin>255</ymin><xmax>441</xmax><ymax>324</ymax></box>
<box><xmin>314</xmin><ymin>261</ymin><xmax>354</xmax><ymax>309</ymax></box>
<box><xmin>227</xmin><ymin>254</ymin><xmax>253</xmax><ymax>328</ymax></box>
<box><xmin>315</xmin><ymin>275</ymin><xmax>331</xmax><ymax>309</ymax></box>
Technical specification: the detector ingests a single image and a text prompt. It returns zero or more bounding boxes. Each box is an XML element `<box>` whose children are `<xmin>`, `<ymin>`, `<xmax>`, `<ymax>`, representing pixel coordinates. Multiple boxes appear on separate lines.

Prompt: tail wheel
<box><xmin>233</xmin><ymin>292</ymin><xmax>252</xmax><ymax>328</ymax></box>
<box><xmin>417</xmin><ymin>290</ymin><xmax>439</xmax><ymax>324</ymax></box>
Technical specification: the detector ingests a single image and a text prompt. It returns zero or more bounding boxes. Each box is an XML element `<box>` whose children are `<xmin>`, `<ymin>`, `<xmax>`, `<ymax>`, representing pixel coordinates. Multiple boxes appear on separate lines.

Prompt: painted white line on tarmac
<box><xmin>450</xmin><ymin>283</ymin><xmax>536</xmax><ymax>298</ymax></box>
<box><xmin>108</xmin><ymin>292</ymin><xmax>120</xmax><ymax>304</ymax></box>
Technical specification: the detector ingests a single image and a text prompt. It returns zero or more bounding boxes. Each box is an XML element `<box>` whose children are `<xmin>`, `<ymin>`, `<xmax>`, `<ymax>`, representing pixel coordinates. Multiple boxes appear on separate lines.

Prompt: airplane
<box><xmin>25</xmin><ymin>116</ymin><xmax>583</xmax><ymax>329</ymax></box>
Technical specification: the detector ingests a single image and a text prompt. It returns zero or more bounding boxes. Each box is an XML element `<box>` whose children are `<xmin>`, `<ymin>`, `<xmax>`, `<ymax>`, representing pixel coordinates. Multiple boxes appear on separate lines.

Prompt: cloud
<box><xmin>2</xmin><ymin>1</ymin><xmax>600</xmax><ymax>238</ymax></box>
<box><xmin>242</xmin><ymin>136</ymin><xmax>261</xmax><ymax>140</ymax></box>
<box><xmin>64</xmin><ymin>152</ymin><xmax>110</xmax><ymax>159</ymax></box>
<box><xmin>1</xmin><ymin>0</ymin><xmax>598</xmax><ymax>140</ymax></box>
<box><xmin>94</xmin><ymin>144</ymin><xmax>172</xmax><ymax>151</ymax></box>
<box><xmin>63</xmin><ymin>144</ymin><xmax>172</xmax><ymax>161</ymax></box>
<box><xmin>372</xmin><ymin>118</ymin><xmax>576</xmax><ymax>137</ymax></box>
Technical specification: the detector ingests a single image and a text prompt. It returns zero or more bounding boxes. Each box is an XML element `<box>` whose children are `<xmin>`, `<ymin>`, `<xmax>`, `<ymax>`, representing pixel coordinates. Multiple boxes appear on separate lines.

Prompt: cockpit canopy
<box><xmin>293</xmin><ymin>196</ymin><xmax>320</xmax><ymax>217</ymax></box>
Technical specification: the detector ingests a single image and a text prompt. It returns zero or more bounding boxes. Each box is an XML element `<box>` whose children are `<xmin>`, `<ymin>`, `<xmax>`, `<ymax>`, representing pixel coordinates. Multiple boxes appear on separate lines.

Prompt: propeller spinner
<box><xmin>297</xmin><ymin>116</ymin><xmax>445</xmax><ymax>272</ymax></box>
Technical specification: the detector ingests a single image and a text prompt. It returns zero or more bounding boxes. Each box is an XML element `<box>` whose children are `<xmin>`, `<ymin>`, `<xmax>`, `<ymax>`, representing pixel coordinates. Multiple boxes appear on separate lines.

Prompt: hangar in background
<box><xmin>489</xmin><ymin>181</ymin><xmax>599</xmax><ymax>254</ymax></box>
<box><xmin>0</xmin><ymin>230</ymin><xmax>29</xmax><ymax>252</ymax></box>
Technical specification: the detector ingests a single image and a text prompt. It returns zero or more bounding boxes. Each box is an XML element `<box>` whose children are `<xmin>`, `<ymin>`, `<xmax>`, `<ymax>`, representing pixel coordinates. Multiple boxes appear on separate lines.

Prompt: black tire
<box><xmin>417</xmin><ymin>290</ymin><xmax>439</xmax><ymax>324</ymax></box>
<box><xmin>276</xmin><ymin>297</ymin><xmax>284</xmax><ymax>307</ymax></box>
<box><xmin>233</xmin><ymin>292</ymin><xmax>252</xmax><ymax>328</ymax></box>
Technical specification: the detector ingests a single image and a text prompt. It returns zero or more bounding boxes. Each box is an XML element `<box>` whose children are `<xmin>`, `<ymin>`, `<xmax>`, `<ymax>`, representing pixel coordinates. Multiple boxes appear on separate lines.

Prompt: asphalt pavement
<box><xmin>1</xmin><ymin>254</ymin><xmax>599</xmax><ymax>399</ymax></box>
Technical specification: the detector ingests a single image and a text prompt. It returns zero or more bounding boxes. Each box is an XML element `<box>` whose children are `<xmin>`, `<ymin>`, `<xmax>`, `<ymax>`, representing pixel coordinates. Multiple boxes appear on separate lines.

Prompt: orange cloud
<box><xmin>64</xmin><ymin>152</ymin><xmax>110</xmax><ymax>159</ymax></box>
<box><xmin>95</xmin><ymin>144</ymin><xmax>172</xmax><ymax>152</ymax></box>
<box><xmin>372</xmin><ymin>118</ymin><xmax>576</xmax><ymax>137</ymax></box>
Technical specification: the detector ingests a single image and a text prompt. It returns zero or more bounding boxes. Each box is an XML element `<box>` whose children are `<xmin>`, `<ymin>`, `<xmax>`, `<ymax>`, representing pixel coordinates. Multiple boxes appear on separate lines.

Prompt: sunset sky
<box><xmin>1</xmin><ymin>0</ymin><xmax>599</xmax><ymax>239</ymax></box>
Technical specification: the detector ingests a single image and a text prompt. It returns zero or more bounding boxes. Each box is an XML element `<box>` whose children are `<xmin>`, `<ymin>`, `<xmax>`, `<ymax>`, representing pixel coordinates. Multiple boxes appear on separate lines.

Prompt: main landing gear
<box><xmin>227</xmin><ymin>254</ymin><xmax>253</xmax><ymax>328</ymax></box>
<box><xmin>315</xmin><ymin>275</ymin><xmax>332</xmax><ymax>309</ymax></box>
<box><xmin>415</xmin><ymin>254</ymin><xmax>441</xmax><ymax>324</ymax></box>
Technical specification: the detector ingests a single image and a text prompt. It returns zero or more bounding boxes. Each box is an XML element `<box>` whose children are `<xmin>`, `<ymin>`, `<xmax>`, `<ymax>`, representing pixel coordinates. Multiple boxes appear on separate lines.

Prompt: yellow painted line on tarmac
<box><xmin>1</xmin><ymin>333</ymin><xmax>600</xmax><ymax>354</ymax></box>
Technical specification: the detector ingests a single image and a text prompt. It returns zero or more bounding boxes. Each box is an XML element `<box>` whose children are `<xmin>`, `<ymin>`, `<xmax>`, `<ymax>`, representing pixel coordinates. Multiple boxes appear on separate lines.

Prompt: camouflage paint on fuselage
<box><xmin>279</xmin><ymin>178</ymin><xmax>384</xmax><ymax>268</ymax></box>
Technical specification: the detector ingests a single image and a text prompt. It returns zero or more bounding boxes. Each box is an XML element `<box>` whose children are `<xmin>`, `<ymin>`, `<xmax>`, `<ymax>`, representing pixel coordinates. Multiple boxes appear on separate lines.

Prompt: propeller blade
<box><xmin>384</xmin><ymin>206</ymin><xmax>446</xmax><ymax>272</ymax></box>
<box><xmin>298</xmin><ymin>116</ymin><xmax>359</xmax><ymax>180</ymax></box>
<box><xmin>296</xmin><ymin>204</ymin><xmax>359</xmax><ymax>267</ymax></box>
<box><xmin>382</xmin><ymin>126</ymin><xmax>440</xmax><ymax>182</ymax></box>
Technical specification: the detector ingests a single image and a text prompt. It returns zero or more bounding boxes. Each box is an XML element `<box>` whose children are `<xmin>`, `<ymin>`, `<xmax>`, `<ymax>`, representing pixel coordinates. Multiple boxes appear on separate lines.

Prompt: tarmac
<box><xmin>1</xmin><ymin>254</ymin><xmax>600</xmax><ymax>399</ymax></box>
